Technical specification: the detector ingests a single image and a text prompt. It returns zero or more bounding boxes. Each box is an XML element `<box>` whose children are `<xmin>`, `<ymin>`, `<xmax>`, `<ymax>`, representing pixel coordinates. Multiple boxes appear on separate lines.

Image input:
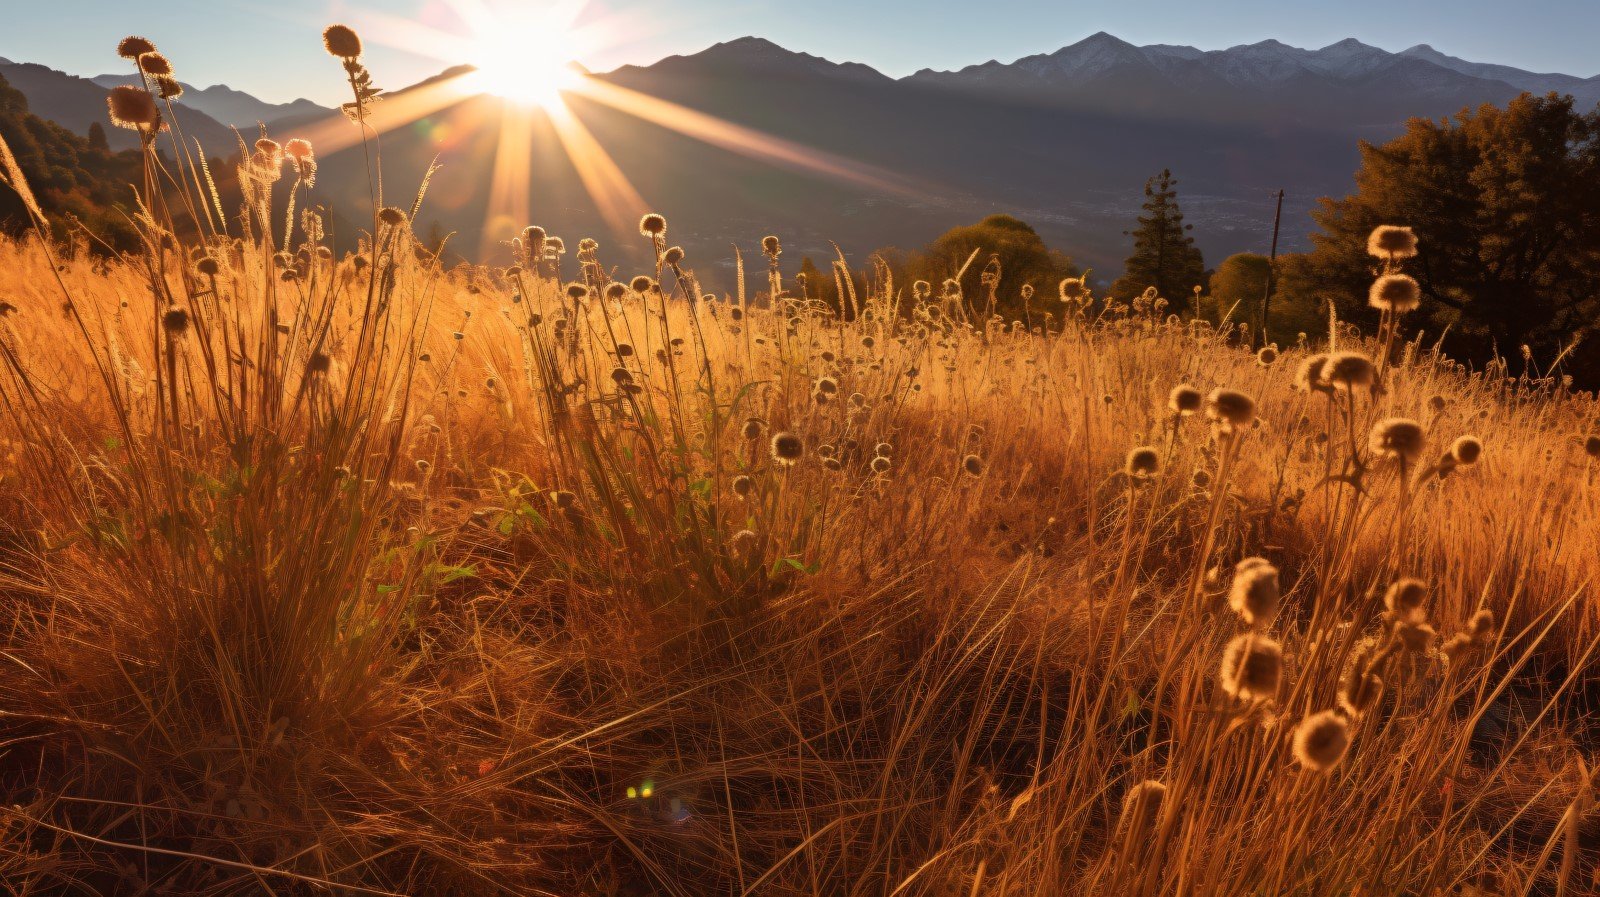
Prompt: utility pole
<box><xmin>1260</xmin><ymin>189</ymin><xmax>1284</xmax><ymax>346</ymax></box>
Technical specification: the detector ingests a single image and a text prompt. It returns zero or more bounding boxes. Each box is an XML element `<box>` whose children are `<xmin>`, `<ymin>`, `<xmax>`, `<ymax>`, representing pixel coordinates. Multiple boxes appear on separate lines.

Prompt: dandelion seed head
<box><xmin>1325</xmin><ymin>352</ymin><xmax>1376</xmax><ymax>391</ymax></box>
<box><xmin>639</xmin><ymin>213</ymin><xmax>667</xmax><ymax>237</ymax></box>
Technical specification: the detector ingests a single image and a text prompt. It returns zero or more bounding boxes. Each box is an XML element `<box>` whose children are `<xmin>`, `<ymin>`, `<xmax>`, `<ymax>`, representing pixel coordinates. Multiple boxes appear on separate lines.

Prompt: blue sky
<box><xmin>4</xmin><ymin>0</ymin><xmax>1596</xmax><ymax>105</ymax></box>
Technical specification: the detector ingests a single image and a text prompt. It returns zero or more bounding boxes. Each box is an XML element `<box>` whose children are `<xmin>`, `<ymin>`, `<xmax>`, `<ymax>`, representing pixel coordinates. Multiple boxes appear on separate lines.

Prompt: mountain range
<box><xmin>2</xmin><ymin>34</ymin><xmax>1597</xmax><ymax>277</ymax></box>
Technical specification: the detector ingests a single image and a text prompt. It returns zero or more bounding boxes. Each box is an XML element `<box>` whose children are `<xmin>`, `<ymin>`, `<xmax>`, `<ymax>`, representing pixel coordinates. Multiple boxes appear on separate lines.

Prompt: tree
<box><xmin>1208</xmin><ymin>253</ymin><xmax>1270</xmax><ymax>324</ymax></box>
<box><xmin>86</xmin><ymin>122</ymin><xmax>109</xmax><ymax>153</ymax></box>
<box><xmin>1291</xmin><ymin>93</ymin><xmax>1600</xmax><ymax>382</ymax></box>
<box><xmin>876</xmin><ymin>214</ymin><xmax>1079</xmax><ymax>321</ymax></box>
<box><xmin>1111</xmin><ymin>169</ymin><xmax>1206</xmax><ymax>310</ymax></box>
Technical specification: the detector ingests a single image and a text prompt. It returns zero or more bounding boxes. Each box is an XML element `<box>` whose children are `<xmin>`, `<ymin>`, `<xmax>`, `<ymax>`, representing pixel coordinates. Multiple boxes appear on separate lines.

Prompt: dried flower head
<box><xmin>870</xmin><ymin>456</ymin><xmax>891</xmax><ymax>474</ymax></box>
<box><xmin>962</xmin><ymin>454</ymin><xmax>984</xmax><ymax>477</ymax></box>
<box><xmin>118</xmin><ymin>37</ymin><xmax>157</xmax><ymax>59</ymax></box>
<box><xmin>1385</xmin><ymin>578</ymin><xmax>1428</xmax><ymax>621</ymax></box>
<box><xmin>138</xmin><ymin>52</ymin><xmax>173</xmax><ymax>76</ymax></box>
<box><xmin>1396</xmin><ymin>621</ymin><xmax>1436</xmax><ymax>653</ymax></box>
<box><xmin>630</xmin><ymin>275</ymin><xmax>655</xmax><ymax>294</ymax></box>
<box><xmin>1367</xmin><ymin>225</ymin><xmax>1418</xmax><ymax>260</ymax></box>
<box><xmin>1325</xmin><ymin>352</ymin><xmax>1377</xmax><ymax>392</ymax></box>
<box><xmin>1339</xmin><ymin>665</ymin><xmax>1384</xmax><ymax>717</ymax></box>
<box><xmin>1256</xmin><ymin>346</ymin><xmax>1279</xmax><ymax>367</ymax></box>
<box><xmin>107</xmin><ymin>86</ymin><xmax>160</xmax><ymax>130</ymax></box>
<box><xmin>1168</xmin><ymin>384</ymin><xmax>1203</xmax><ymax>415</ymax></box>
<box><xmin>1292</xmin><ymin>710</ymin><xmax>1350</xmax><ymax>771</ymax></box>
<box><xmin>322</xmin><ymin>24</ymin><xmax>363</xmax><ymax>58</ymax></box>
<box><xmin>1119</xmin><ymin>780</ymin><xmax>1166</xmax><ymax>832</ymax></box>
<box><xmin>377</xmin><ymin>206</ymin><xmax>408</xmax><ymax>227</ymax></box>
<box><xmin>639</xmin><ymin>213</ymin><xmax>667</xmax><ymax>237</ymax></box>
<box><xmin>761</xmin><ymin>235</ymin><xmax>781</xmax><ymax>256</ymax></box>
<box><xmin>742</xmin><ymin>418</ymin><xmax>763</xmax><ymax>440</ymax></box>
<box><xmin>161</xmin><ymin>306</ymin><xmax>190</xmax><ymax>334</ymax></box>
<box><xmin>771</xmin><ymin>432</ymin><xmax>804</xmax><ymax>464</ymax></box>
<box><xmin>1205</xmin><ymin>388</ymin><xmax>1256</xmax><ymax>430</ymax></box>
<box><xmin>1294</xmin><ymin>353</ymin><xmax>1331</xmax><ymax>392</ymax></box>
<box><xmin>1229</xmin><ymin>560</ymin><xmax>1280</xmax><ymax>628</ymax></box>
<box><xmin>1369</xmin><ymin>274</ymin><xmax>1421</xmax><ymax>313</ymax></box>
<box><xmin>1058</xmin><ymin>277</ymin><xmax>1089</xmax><ymax>301</ymax></box>
<box><xmin>1468</xmin><ymin>609</ymin><xmax>1495</xmax><ymax>641</ymax></box>
<box><xmin>1369</xmin><ymin>418</ymin><xmax>1427</xmax><ymax>465</ymax></box>
<box><xmin>663</xmin><ymin>246</ymin><xmax>685</xmax><ymax>266</ymax></box>
<box><xmin>732</xmin><ymin>475</ymin><xmax>754</xmax><ymax>497</ymax></box>
<box><xmin>1584</xmin><ymin>435</ymin><xmax>1600</xmax><ymax>459</ymax></box>
<box><xmin>1449</xmin><ymin>435</ymin><xmax>1482</xmax><ymax>465</ymax></box>
<box><xmin>1219</xmin><ymin>633</ymin><xmax>1282</xmax><ymax>702</ymax></box>
<box><xmin>195</xmin><ymin>256</ymin><xmax>220</xmax><ymax>276</ymax></box>
<box><xmin>1125</xmin><ymin>446</ymin><xmax>1161</xmax><ymax>480</ymax></box>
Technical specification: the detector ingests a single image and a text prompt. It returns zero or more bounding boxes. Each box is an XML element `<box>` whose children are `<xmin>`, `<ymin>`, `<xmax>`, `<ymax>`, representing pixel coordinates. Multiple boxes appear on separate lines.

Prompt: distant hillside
<box><xmin>0</xmin><ymin>71</ymin><xmax>144</xmax><ymax>250</ymax></box>
<box><xmin>90</xmin><ymin>73</ymin><xmax>329</xmax><ymax>131</ymax></box>
<box><xmin>0</xmin><ymin>58</ymin><xmax>241</xmax><ymax>153</ymax></box>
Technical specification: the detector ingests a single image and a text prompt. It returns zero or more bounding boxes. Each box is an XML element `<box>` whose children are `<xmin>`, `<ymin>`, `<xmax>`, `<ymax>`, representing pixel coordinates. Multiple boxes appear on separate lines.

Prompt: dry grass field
<box><xmin>3</xmin><ymin>26</ymin><xmax>1600</xmax><ymax>897</ymax></box>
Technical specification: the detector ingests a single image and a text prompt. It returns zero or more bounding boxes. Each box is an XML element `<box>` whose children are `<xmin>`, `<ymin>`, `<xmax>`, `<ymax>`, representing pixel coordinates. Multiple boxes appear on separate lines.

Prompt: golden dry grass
<box><xmin>3</xmin><ymin>34</ymin><xmax>1600</xmax><ymax>896</ymax></box>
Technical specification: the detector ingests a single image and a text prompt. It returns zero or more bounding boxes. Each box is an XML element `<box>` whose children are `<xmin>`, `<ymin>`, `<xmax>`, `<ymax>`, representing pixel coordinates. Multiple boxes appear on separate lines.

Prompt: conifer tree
<box><xmin>1112</xmin><ymin>169</ymin><xmax>1206</xmax><ymax>310</ymax></box>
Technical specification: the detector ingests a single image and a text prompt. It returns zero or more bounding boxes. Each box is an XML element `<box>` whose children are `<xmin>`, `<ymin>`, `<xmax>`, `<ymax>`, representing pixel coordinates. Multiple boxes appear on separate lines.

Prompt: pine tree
<box><xmin>86</xmin><ymin>122</ymin><xmax>109</xmax><ymax>153</ymax></box>
<box><xmin>1111</xmin><ymin>169</ymin><xmax>1206</xmax><ymax>310</ymax></box>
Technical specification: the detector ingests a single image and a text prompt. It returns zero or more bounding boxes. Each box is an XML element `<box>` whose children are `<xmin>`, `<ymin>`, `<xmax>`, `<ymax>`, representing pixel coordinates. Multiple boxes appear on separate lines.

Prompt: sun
<box><xmin>463</xmin><ymin>14</ymin><xmax>583</xmax><ymax>108</ymax></box>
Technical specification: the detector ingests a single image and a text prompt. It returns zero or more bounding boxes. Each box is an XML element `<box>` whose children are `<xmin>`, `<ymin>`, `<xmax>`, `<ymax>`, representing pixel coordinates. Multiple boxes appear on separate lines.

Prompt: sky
<box><xmin>3</xmin><ymin>0</ymin><xmax>1597</xmax><ymax>105</ymax></box>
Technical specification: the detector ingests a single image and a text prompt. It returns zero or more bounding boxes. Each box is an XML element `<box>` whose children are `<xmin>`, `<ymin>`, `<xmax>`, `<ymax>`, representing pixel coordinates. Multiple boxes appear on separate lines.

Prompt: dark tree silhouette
<box><xmin>876</xmin><ymin>214</ymin><xmax>1078</xmax><ymax>320</ymax></box>
<box><xmin>1111</xmin><ymin>169</ymin><xmax>1206</xmax><ymax>310</ymax></box>
<box><xmin>1281</xmin><ymin>93</ymin><xmax>1600</xmax><ymax>383</ymax></box>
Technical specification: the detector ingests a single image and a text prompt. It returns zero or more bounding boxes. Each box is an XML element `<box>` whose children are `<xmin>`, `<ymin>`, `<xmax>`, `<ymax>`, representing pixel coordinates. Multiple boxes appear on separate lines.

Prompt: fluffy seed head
<box><xmin>1205</xmin><ymin>388</ymin><xmax>1256</xmax><ymax>430</ymax></box>
<box><xmin>742</xmin><ymin>418</ymin><xmax>762</xmax><ymax>440</ymax></box>
<box><xmin>377</xmin><ymin>206</ymin><xmax>408</xmax><ymax>227</ymax></box>
<box><xmin>1292</xmin><ymin>710</ymin><xmax>1351</xmax><ymax>771</ymax></box>
<box><xmin>1119</xmin><ymin>780</ymin><xmax>1166</xmax><ymax>832</ymax></box>
<box><xmin>1367</xmin><ymin>225</ymin><xmax>1419</xmax><ymax>260</ymax></box>
<box><xmin>138</xmin><ymin>52</ymin><xmax>173</xmax><ymax>76</ymax></box>
<box><xmin>1294</xmin><ymin>354</ymin><xmax>1330</xmax><ymax>392</ymax></box>
<box><xmin>1384</xmin><ymin>578</ymin><xmax>1428</xmax><ymax>621</ymax></box>
<box><xmin>630</xmin><ymin>275</ymin><xmax>655</xmax><ymax>293</ymax></box>
<box><xmin>118</xmin><ymin>36</ymin><xmax>157</xmax><ymax>59</ymax></box>
<box><xmin>1584</xmin><ymin>435</ymin><xmax>1600</xmax><ymax>458</ymax></box>
<box><xmin>1168</xmin><ymin>384</ymin><xmax>1203</xmax><ymax>415</ymax></box>
<box><xmin>161</xmin><ymin>306</ymin><xmax>189</xmax><ymax>334</ymax></box>
<box><xmin>1396</xmin><ymin>621</ymin><xmax>1436</xmax><ymax>653</ymax></box>
<box><xmin>771</xmin><ymin>432</ymin><xmax>804</xmax><ymax>464</ymax></box>
<box><xmin>107</xmin><ymin>86</ymin><xmax>160</xmax><ymax>130</ymax></box>
<box><xmin>761</xmin><ymin>235</ymin><xmax>781</xmax><ymax>256</ymax></box>
<box><xmin>1256</xmin><ymin>346</ymin><xmax>1278</xmax><ymax>367</ymax></box>
<box><xmin>1324</xmin><ymin>352</ymin><xmax>1376</xmax><ymax>391</ymax></box>
<box><xmin>1340</xmin><ymin>667</ymin><xmax>1384</xmax><ymax>717</ymax></box>
<box><xmin>1229</xmin><ymin>560</ymin><xmax>1280</xmax><ymax>628</ymax></box>
<box><xmin>639</xmin><ymin>213</ymin><xmax>667</xmax><ymax>237</ymax></box>
<box><xmin>732</xmin><ymin>475</ymin><xmax>754</xmax><ymax>497</ymax></box>
<box><xmin>195</xmin><ymin>256</ymin><xmax>220</xmax><ymax>276</ymax></box>
<box><xmin>962</xmin><ymin>454</ymin><xmax>984</xmax><ymax>477</ymax></box>
<box><xmin>1059</xmin><ymin>277</ymin><xmax>1088</xmax><ymax>301</ymax></box>
<box><xmin>1369</xmin><ymin>273</ymin><xmax>1422</xmax><ymax>313</ymax></box>
<box><xmin>1125</xmin><ymin>446</ymin><xmax>1161</xmax><ymax>479</ymax></box>
<box><xmin>1468</xmin><ymin>609</ymin><xmax>1495</xmax><ymax>640</ymax></box>
<box><xmin>663</xmin><ymin>246</ymin><xmax>685</xmax><ymax>266</ymax></box>
<box><xmin>322</xmin><ymin>24</ymin><xmax>363</xmax><ymax>58</ymax></box>
<box><xmin>1450</xmin><ymin>435</ymin><xmax>1482</xmax><ymax>465</ymax></box>
<box><xmin>870</xmin><ymin>456</ymin><xmax>891</xmax><ymax>474</ymax></box>
<box><xmin>1369</xmin><ymin>418</ymin><xmax>1427</xmax><ymax>464</ymax></box>
<box><xmin>1219</xmin><ymin>634</ymin><xmax>1282</xmax><ymax>702</ymax></box>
